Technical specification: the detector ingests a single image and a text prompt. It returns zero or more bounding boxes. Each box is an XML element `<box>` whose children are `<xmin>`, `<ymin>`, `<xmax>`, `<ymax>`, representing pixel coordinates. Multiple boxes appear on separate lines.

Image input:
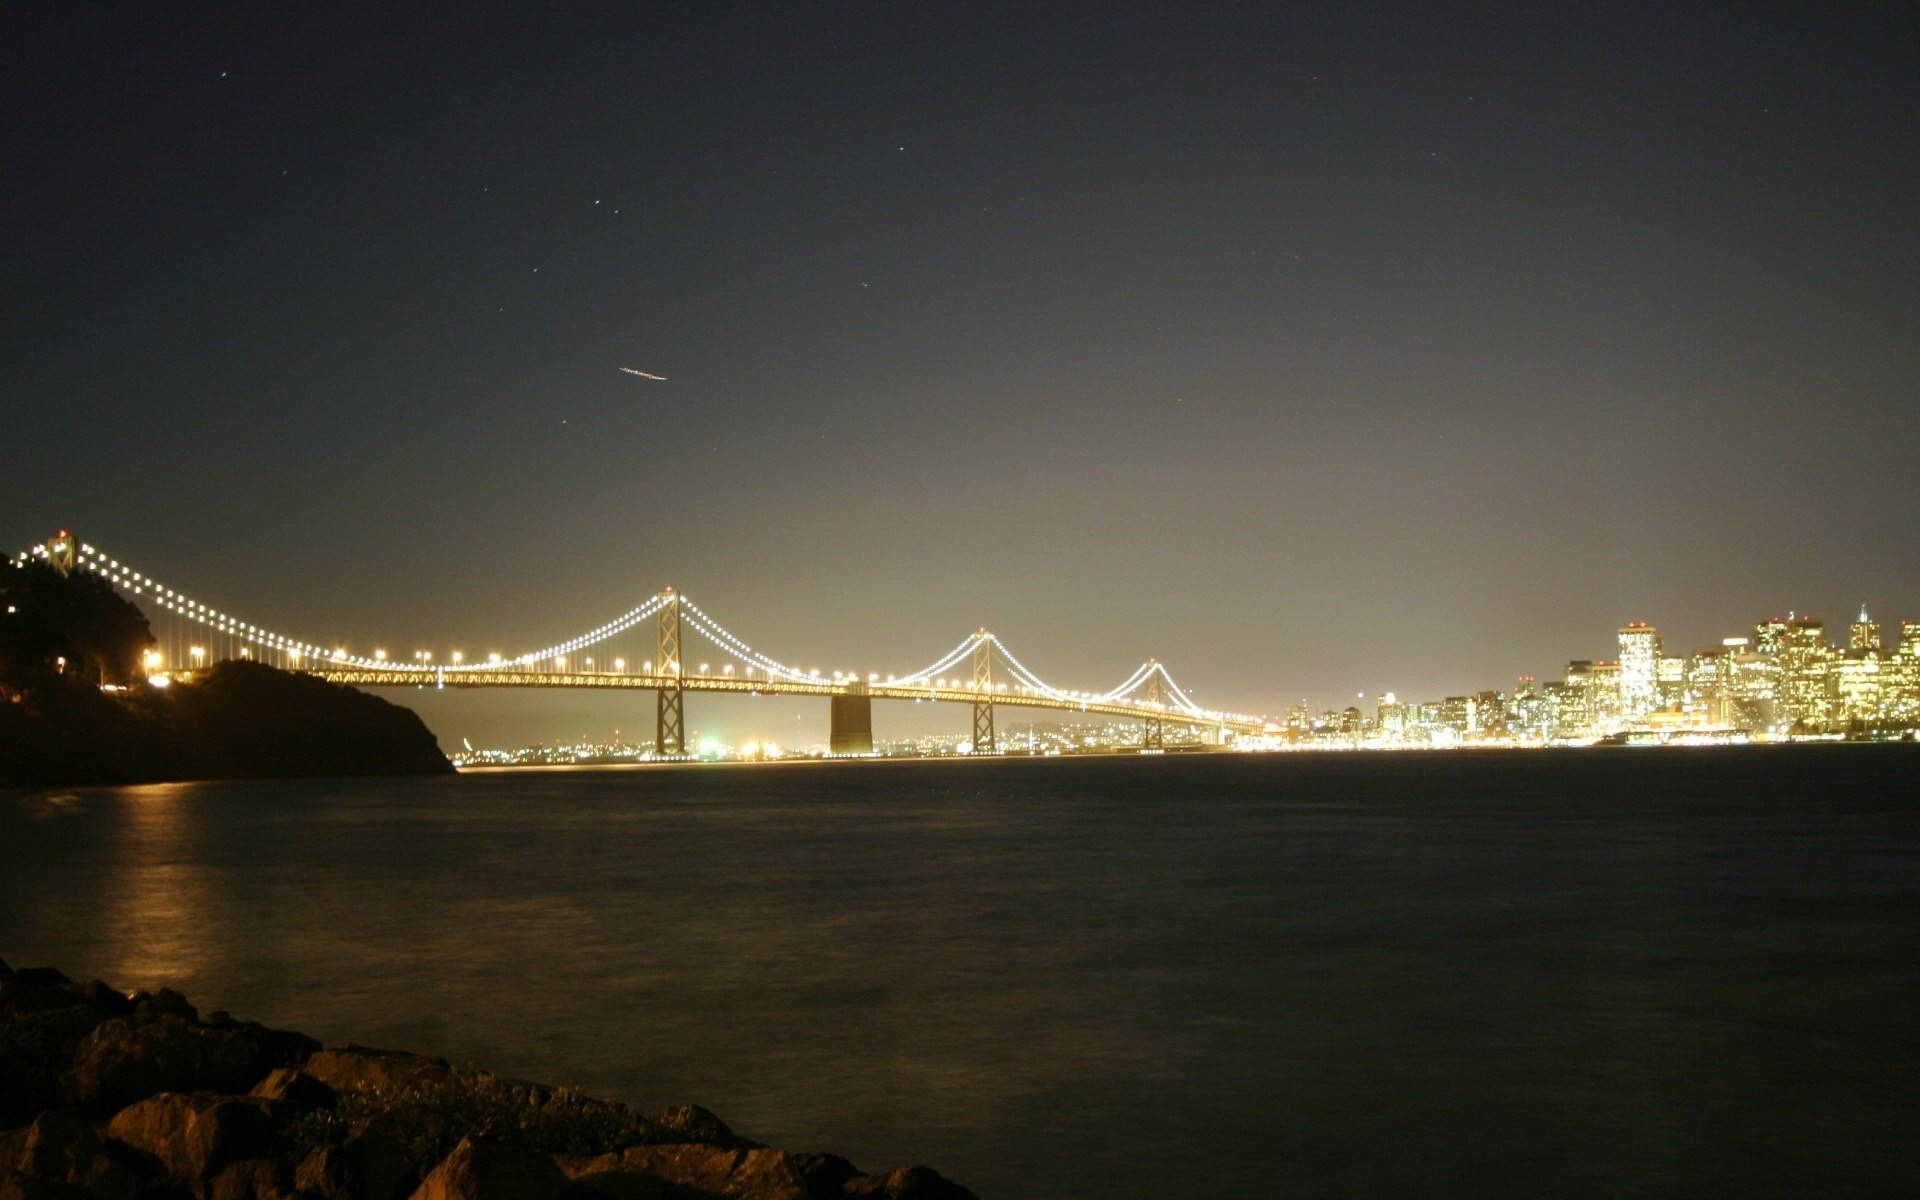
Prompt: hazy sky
<box><xmin>7</xmin><ymin>4</ymin><xmax>1918</xmax><ymax>745</ymax></box>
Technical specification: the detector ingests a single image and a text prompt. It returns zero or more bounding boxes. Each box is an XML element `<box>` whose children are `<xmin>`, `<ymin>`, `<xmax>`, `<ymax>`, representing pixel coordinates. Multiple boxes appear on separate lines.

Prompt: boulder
<box><xmin>0</xmin><ymin>1170</ymin><xmax>91</xmax><ymax>1200</ymax></box>
<box><xmin>561</xmin><ymin>1144</ymin><xmax>809</xmax><ymax>1200</ymax></box>
<box><xmin>62</xmin><ymin>1015</ymin><xmax>318</xmax><ymax>1114</ymax></box>
<box><xmin>647</xmin><ymin>1106</ymin><xmax>743</xmax><ymax>1149</ymax></box>
<box><xmin>105</xmin><ymin>1094</ymin><xmax>277</xmax><ymax>1193</ymax></box>
<box><xmin>294</xmin><ymin>1129</ymin><xmax>417</xmax><ymax>1200</ymax></box>
<box><xmin>0</xmin><ymin>994</ymin><xmax>127</xmax><ymax>1123</ymax></box>
<box><xmin>301</xmin><ymin>1048</ymin><xmax>451</xmax><ymax>1097</ymax></box>
<box><xmin>139</xmin><ymin>991</ymin><xmax>198</xmax><ymax>1024</ymax></box>
<box><xmin>789</xmin><ymin>1154</ymin><xmax>858</xmax><ymax>1197</ymax></box>
<box><xmin>247</xmin><ymin>1070</ymin><xmax>337</xmax><ymax>1110</ymax></box>
<box><xmin>205</xmin><ymin>1158</ymin><xmax>297</xmax><ymax>1200</ymax></box>
<box><xmin>840</xmin><ymin>1165</ymin><xmax>979</xmax><ymax>1200</ymax></box>
<box><xmin>3</xmin><ymin>969</ymin><xmax>72</xmax><ymax>994</ymax></box>
<box><xmin>407</xmin><ymin>1139</ymin><xmax>567</xmax><ymax>1200</ymax></box>
<box><xmin>12</xmin><ymin>1111</ymin><xmax>102</xmax><ymax>1180</ymax></box>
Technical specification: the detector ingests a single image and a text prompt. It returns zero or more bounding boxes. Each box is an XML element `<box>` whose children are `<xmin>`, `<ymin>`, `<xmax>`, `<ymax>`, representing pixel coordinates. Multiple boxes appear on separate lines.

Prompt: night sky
<box><xmin>7</xmin><ymin>5</ymin><xmax>1919</xmax><ymax>745</ymax></box>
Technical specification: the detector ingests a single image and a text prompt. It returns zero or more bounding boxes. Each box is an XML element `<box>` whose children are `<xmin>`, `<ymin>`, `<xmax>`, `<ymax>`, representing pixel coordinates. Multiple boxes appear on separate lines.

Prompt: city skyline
<box><xmin>19</xmin><ymin>530</ymin><xmax>1918</xmax><ymax>750</ymax></box>
<box><xmin>7</xmin><ymin>5</ymin><xmax>1917</xmax><ymax>745</ymax></box>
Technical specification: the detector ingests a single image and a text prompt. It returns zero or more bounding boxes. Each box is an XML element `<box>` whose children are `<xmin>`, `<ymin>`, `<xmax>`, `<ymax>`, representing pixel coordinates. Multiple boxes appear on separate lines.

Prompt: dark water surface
<box><xmin>4</xmin><ymin>748</ymin><xmax>1917</xmax><ymax>1197</ymax></box>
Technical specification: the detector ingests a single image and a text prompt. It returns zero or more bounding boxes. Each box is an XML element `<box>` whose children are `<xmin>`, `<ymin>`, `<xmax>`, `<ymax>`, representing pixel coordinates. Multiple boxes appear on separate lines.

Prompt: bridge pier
<box><xmin>830</xmin><ymin>685</ymin><xmax>873</xmax><ymax>755</ymax></box>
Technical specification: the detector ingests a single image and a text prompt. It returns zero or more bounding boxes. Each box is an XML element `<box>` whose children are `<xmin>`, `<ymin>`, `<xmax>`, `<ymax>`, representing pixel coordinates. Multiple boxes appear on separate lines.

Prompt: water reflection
<box><xmin>3</xmin><ymin>750</ymin><xmax>1918</xmax><ymax>1199</ymax></box>
<box><xmin>99</xmin><ymin>783</ymin><xmax>214</xmax><ymax>989</ymax></box>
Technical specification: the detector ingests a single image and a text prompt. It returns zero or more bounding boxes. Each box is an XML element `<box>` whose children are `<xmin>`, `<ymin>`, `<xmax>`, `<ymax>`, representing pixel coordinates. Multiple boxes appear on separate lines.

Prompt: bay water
<box><xmin>3</xmin><ymin>748</ymin><xmax>1917</xmax><ymax>1197</ymax></box>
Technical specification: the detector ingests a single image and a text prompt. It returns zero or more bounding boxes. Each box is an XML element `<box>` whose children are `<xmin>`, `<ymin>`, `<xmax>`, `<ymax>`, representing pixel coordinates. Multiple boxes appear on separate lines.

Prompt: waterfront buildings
<box><xmin>1352</xmin><ymin>606</ymin><xmax>1920</xmax><ymax>748</ymax></box>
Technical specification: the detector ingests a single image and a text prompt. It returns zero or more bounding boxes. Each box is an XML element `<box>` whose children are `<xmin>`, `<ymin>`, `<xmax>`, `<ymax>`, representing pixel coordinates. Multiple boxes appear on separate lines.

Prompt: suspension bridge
<box><xmin>18</xmin><ymin>532</ymin><xmax>1277</xmax><ymax>755</ymax></box>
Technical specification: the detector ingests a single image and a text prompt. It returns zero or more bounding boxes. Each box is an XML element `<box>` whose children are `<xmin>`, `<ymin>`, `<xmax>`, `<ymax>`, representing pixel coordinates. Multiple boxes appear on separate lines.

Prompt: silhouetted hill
<box><xmin>1</xmin><ymin>660</ymin><xmax>451</xmax><ymax>786</ymax></box>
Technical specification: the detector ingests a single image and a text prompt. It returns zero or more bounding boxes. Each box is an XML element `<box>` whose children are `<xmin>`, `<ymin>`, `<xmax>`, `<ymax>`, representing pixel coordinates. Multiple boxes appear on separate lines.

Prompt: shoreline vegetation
<box><xmin>0</xmin><ymin>962</ymin><xmax>976</xmax><ymax>1200</ymax></box>
<box><xmin>2</xmin><ymin>557</ymin><xmax>450</xmax><ymax>787</ymax></box>
<box><xmin>0</xmin><ymin>660</ymin><xmax>452</xmax><ymax>788</ymax></box>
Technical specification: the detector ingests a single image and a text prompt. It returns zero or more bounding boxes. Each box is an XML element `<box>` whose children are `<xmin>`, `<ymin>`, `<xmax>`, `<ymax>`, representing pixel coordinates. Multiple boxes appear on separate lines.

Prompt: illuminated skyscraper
<box><xmin>1683</xmin><ymin>646</ymin><xmax>1732</xmax><ymax>727</ymax></box>
<box><xmin>1777</xmin><ymin>617</ymin><xmax>1834</xmax><ymax>729</ymax></box>
<box><xmin>1890</xmin><ymin>622</ymin><xmax>1920</xmax><ymax>723</ymax></box>
<box><xmin>1850</xmin><ymin>606</ymin><xmax>1882</xmax><ymax>652</ymax></box>
<box><xmin>1618</xmin><ymin>623</ymin><xmax>1662</xmax><ymax>720</ymax></box>
<box><xmin>1836</xmin><ymin>649</ymin><xmax>1883</xmax><ymax>723</ymax></box>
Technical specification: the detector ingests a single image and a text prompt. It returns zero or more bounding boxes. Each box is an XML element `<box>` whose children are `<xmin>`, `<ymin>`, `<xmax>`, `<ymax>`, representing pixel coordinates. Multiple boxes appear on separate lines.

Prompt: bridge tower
<box><xmin>44</xmin><ymin>531</ymin><xmax>76</xmax><ymax>577</ymax></box>
<box><xmin>1143</xmin><ymin>661</ymin><xmax>1165</xmax><ymax>750</ymax></box>
<box><xmin>971</xmin><ymin>630</ymin><xmax>996</xmax><ymax>754</ymax></box>
<box><xmin>656</xmin><ymin>589</ymin><xmax>685</xmax><ymax>757</ymax></box>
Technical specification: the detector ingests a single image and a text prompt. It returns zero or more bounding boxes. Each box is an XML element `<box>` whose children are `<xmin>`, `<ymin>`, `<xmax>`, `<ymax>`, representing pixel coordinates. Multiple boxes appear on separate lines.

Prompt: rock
<box><xmin>206</xmin><ymin>1158</ymin><xmax>297</xmax><ymax>1200</ymax></box>
<box><xmin>790</xmin><ymin>1153</ymin><xmax>858</xmax><ymax>1197</ymax></box>
<box><xmin>294</xmin><ymin>1129</ymin><xmax>416</xmax><ymax>1200</ymax></box>
<box><xmin>840</xmin><ymin>1165</ymin><xmax>979</xmax><ymax>1200</ymax></box>
<box><xmin>0</xmin><ymin>993</ymin><xmax>127</xmax><ymax>1124</ymax></box>
<box><xmin>407</xmin><ymin>1138</ymin><xmax>567</xmax><ymax>1200</ymax></box>
<box><xmin>562</xmin><ymin>1145</ymin><xmax>809</xmax><ymax>1200</ymax></box>
<box><xmin>6</xmin><ymin>969</ymin><xmax>71</xmax><ymax>992</ymax></box>
<box><xmin>140</xmin><ymin>991</ymin><xmax>198</xmax><ymax>1024</ymax></box>
<box><xmin>11</xmin><ymin>1113</ymin><xmax>97</xmax><ymax>1179</ymax></box>
<box><xmin>62</xmin><ymin>1015</ymin><xmax>318</xmax><ymax>1114</ymax></box>
<box><xmin>79</xmin><ymin>983</ymin><xmax>135</xmax><ymax>1017</ymax></box>
<box><xmin>247</xmin><ymin>1070</ymin><xmax>336</xmax><ymax>1110</ymax></box>
<box><xmin>0</xmin><ymin>960</ymin><xmax>11</xmax><ymax>980</ymax></box>
<box><xmin>301</xmin><ymin>1048</ymin><xmax>451</xmax><ymax>1097</ymax></box>
<box><xmin>105</xmin><ymin>1094</ymin><xmax>277</xmax><ymax>1194</ymax></box>
<box><xmin>648</xmin><ymin>1105</ymin><xmax>743</xmax><ymax>1149</ymax></box>
<box><xmin>0</xmin><ymin>1104</ymin><xmax>150</xmax><ymax>1199</ymax></box>
<box><xmin>0</xmin><ymin>1170</ymin><xmax>91</xmax><ymax>1200</ymax></box>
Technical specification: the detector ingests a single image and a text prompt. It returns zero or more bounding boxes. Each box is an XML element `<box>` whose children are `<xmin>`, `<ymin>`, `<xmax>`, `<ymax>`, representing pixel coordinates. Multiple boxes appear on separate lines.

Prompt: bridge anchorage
<box><xmin>15</xmin><ymin>532</ymin><xmax>1275</xmax><ymax>755</ymax></box>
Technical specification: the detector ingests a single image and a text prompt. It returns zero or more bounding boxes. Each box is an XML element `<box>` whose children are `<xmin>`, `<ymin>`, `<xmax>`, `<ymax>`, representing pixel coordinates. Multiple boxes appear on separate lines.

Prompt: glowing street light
<box><xmin>373</xmin><ymin>649</ymin><xmax>387</xmax><ymax>661</ymax></box>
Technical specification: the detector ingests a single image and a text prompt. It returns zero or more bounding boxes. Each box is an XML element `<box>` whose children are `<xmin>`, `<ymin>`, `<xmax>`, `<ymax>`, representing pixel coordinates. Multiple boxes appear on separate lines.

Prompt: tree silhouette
<box><xmin>0</xmin><ymin>560</ymin><xmax>154</xmax><ymax>692</ymax></box>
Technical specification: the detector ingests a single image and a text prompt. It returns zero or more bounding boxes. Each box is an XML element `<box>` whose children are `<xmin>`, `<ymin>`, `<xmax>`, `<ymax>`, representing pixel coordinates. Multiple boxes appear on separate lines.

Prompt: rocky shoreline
<box><xmin>0</xmin><ymin>963</ymin><xmax>974</xmax><ymax>1200</ymax></box>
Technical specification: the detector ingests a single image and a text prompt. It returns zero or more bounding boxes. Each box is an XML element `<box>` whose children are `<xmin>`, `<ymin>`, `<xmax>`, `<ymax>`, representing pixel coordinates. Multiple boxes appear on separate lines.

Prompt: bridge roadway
<box><xmin>297</xmin><ymin>667</ymin><xmax>1268</xmax><ymax>737</ymax></box>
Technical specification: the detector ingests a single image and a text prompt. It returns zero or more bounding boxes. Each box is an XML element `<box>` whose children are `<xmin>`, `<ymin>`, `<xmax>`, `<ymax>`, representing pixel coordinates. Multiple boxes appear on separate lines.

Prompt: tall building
<box><xmin>1836</xmin><ymin>650</ymin><xmax>1884</xmax><ymax>724</ymax></box>
<box><xmin>1850</xmin><ymin>606</ymin><xmax>1882</xmax><ymax>652</ymax></box>
<box><xmin>1560</xmin><ymin>660</ymin><xmax>1597</xmax><ymax>736</ymax></box>
<box><xmin>1590</xmin><ymin>661</ymin><xmax>1623</xmax><ymax>731</ymax></box>
<box><xmin>1777</xmin><ymin>617</ymin><xmax>1834</xmax><ymax>730</ymax></box>
<box><xmin>1618</xmin><ymin>623</ymin><xmax>1662</xmax><ymax>720</ymax></box>
<box><xmin>1684</xmin><ymin>646</ymin><xmax>1733</xmax><ymax>727</ymax></box>
<box><xmin>1890</xmin><ymin>623</ymin><xmax>1920</xmax><ymax>723</ymax></box>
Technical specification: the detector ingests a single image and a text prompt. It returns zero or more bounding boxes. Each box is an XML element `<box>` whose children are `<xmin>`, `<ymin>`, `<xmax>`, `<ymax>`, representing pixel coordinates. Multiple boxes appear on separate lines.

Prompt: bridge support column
<box><xmin>1143</xmin><ymin>662</ymin><xmax>1165</xmax><ymax>750</ymax></box>
<box><xmin>830</xmin><ymin>684</ymin><xmax>873</xmax><ymax>755</ymax></box>
<box><xmin>656</xmin><ymin>590</ymin><xmax>685</xmax><ymax>757</ymax></box>
<box><xmin>971</xmin><ymin>631</ymin><xmax>996</xmax><ymax>754</ymax></box>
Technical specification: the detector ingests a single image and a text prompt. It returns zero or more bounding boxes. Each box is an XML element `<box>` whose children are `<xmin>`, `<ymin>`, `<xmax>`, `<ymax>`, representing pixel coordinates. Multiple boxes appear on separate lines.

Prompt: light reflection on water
<box><xmin>3</xmin><ymin>749</ymin><xmax>1918</xmax><ymax>1199</ymax></box>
